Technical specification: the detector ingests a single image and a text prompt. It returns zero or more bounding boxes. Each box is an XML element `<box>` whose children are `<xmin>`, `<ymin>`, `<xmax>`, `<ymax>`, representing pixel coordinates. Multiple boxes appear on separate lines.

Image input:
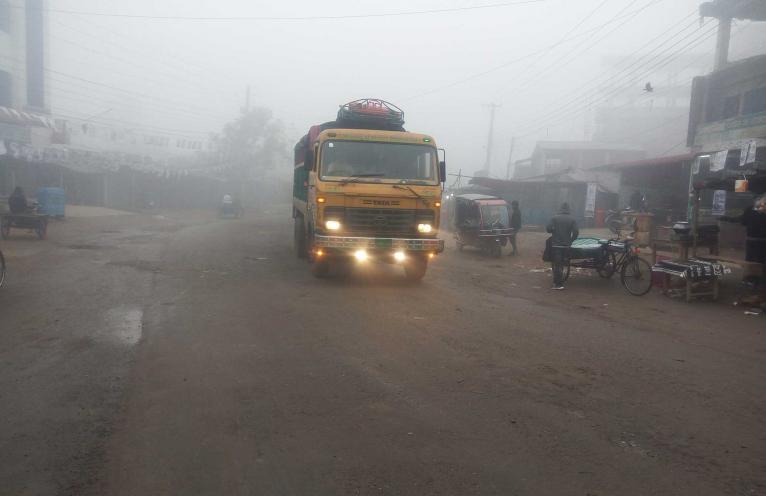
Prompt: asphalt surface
<box><xmin>0</xmin><ymin>208</ymin><xmax>764</xmax><ymax>496</ymax></box>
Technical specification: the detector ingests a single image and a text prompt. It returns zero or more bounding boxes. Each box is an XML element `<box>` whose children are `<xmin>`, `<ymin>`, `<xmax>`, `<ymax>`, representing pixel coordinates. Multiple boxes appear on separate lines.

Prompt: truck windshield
<box><xmin>320</xmin><ymin>141</ymin><xmax>437</xmax><ymax>184</ymax></box>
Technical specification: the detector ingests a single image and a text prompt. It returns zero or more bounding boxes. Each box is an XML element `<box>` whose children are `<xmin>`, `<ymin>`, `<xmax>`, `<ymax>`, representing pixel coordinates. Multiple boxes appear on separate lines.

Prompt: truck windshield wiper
<box><xmin>393</xmin><ymin>184</ymin><xmax>427</xmax><ymax>203</ymax></box>
<box><xmin>339</xmin><ymin>173</ymin><xmax>385</xmax><ymax>185</ymax></box>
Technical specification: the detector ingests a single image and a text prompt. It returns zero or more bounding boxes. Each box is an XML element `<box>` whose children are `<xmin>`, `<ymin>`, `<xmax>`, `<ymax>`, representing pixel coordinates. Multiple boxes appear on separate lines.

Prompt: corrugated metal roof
<box><xmin>534</xmin><ymin>141</ymin><xmax>645</xmax><ymax>152</ymax></box>
<box><xmin>594</xmin><ymin>153</ymin><xmax>695</xmax><ymax>170</ymax></box>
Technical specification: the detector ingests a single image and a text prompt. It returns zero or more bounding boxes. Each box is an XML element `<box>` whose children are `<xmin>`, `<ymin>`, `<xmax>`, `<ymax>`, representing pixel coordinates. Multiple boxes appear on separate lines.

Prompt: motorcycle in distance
<box><xmin>219</xmin><ymin>194</ymin><xmax>243</xmax><ymax>219</ymax></box>
<box><xmin>451</xmin><ymin>194</ymin><xmax>514</xmax><ymax>258</ymax></box>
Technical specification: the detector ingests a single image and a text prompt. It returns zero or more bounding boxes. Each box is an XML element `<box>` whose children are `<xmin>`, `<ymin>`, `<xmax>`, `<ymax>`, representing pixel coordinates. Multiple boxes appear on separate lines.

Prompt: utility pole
<box><xmin>505</xmin><ymin>136</ymin><xmax>516</xmax><ymax>180</ymax></box>
<box><xmin>713</xmin><ymin>16</ymin><xmax>732</xmax><ymax>70</ymax></box>
<box><xmin>483</xmin><ymin>103</ymin><xmax>501</xmax><ymax>176</ymax></box>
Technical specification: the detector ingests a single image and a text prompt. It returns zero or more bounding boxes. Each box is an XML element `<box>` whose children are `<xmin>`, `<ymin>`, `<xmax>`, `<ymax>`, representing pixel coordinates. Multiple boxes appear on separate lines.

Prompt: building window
<box><xmin>0</xmin><ymin>70</ymin><xmax>10</xmax><ymax>107</ymax></box>
<box><xmin>742</xmin><ymin>86</ymin><xmax>766</xmax><ymax>116</ymax></box>
<box><xmin>722</xmin><ymin>94</ymin><xmax>740</xmax><ymax>119</ymax></box>
<box><xmin>0</xmin><ymin>1</ymin><xmax>9</xmax><ymax>33</ymax></box>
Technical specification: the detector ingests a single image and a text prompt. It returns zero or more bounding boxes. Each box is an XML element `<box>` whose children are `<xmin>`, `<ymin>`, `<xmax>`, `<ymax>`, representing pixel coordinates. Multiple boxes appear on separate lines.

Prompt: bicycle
<box><xmin>560</xmin><ymin>237</ymin><xmax>653</xmax><ymax>296</ymax></box>
<box><xmin>0</xmin><ymin>248</ymin><xmax>5</xmax><ymax>288</ymax></box>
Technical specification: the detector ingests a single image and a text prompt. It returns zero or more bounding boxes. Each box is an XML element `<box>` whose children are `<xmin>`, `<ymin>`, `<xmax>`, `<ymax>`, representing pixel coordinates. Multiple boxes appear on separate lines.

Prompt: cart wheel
<box><xmin>1</xmin><ymin>222</ymin><xmax>9</xmax><ymax>240</ymax></box>
<box><xmin>597</xmin><ymin>253</ymin><xmax>617</xmax><ymax>279</ymax></box>
<box><xmin>621</xmin><ymin>256</ymin><xmax>652</xmax><ymax>296</ymax></box>
<box><xmin>0</xmin><ymin>249</ymin><xmax>5</xmax><ymax>288</ymax></box>
<box><xmin>36</xmin><ymin>220</ymin><xmax>48</xmax><ymax>240</ymax></box>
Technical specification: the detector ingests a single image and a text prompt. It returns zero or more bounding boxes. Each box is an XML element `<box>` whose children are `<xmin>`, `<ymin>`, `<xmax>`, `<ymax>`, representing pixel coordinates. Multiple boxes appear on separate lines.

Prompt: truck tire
<box><xmin>311</xmin><ymin>258</ymin><xmax>331</xmax><ymax>278</ymax></box>
<box><xmin>294</xmin><ymin>216</ymin><xmax>307</xmax><ymax>259</ymax></box>
<box><xmin>404</xmin><ymin>256</ymin><xmax>428</xmax><ymax>282</ymax></box>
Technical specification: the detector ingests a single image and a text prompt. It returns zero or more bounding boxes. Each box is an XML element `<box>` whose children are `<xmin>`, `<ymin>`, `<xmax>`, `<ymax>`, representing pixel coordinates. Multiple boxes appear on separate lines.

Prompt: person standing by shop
<box><xmin>547</xmin><ymin>203</ymin><xmax>579</xmax><ymax>290</ymax></box>
<box><xmin>720</xmin><ymin>194</ymin><xmax>766</xmax><ymax>280</ymax></box>
<box><xmin>509</xmin><ymin>200</ymin><xmax>522</xmax><ymax>256</ymax></box>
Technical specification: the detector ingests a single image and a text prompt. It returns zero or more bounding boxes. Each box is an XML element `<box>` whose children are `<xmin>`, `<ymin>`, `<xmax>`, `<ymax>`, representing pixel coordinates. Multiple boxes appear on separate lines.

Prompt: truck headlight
<box><xmin>325</xmin><ymin>220</ymin><xmax>341</xmax><ymax>231</ymax></box>
<box><xmin>417</xmin><ymin>223</ymin><xmax>433</xmax><ymax>233</ymax></box>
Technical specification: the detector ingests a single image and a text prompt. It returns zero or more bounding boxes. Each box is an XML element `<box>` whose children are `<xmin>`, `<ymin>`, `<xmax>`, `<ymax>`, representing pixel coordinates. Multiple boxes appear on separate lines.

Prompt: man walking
<box><xmin>509</xmin><ymin>200</ymin><xmax>522</xmax><ymax>256</ymax></box>
<box><xmin>547</xmin><ymin>203</ymin><xmax>579</xmax><ymax>290</ymax></box>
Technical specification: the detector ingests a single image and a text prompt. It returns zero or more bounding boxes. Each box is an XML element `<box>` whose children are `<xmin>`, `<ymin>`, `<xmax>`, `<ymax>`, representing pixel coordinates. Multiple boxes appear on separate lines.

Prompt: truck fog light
<box><xmin>325</xmin><ymin>220</ymin><xmax>341</xmax><ymax>231</ymax></box>
<box><xmin>354</xmin><ymin>250</ymin><xmax>368</xmax><ymax>262</ymax></box>
<box><xmin>417</xmin><ymin>223</ymin><xmax>433</xmax><ymax>233</ymax></box>
<box><xmin>393</xmin><ymin>251</ymin><xmax>406</xmax><ymax>262</ymax></box>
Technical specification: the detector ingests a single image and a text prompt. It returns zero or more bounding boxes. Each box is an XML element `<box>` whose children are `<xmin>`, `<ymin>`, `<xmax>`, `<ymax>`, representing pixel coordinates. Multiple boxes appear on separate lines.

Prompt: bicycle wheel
<box><xmin>0</xmin><ymin>249</ymin><xmax>5</xmax><ymax>288</ymax></box>
<box><xmin>597</xmin><ymin>253</ymin><xmax>617</xmax><ymax>279</ymax></box>
<box><xmin>621</xmin><ymin>256</ymin><xmax>652</xmax><ymax>296</ymax></box>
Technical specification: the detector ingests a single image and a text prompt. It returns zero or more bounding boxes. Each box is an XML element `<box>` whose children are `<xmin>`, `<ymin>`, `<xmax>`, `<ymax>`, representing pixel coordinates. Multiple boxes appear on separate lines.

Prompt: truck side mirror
<box><xmin>439</xmin><ymin>161</ymin><xmax>446</xmax><ymax>183</ymax></box>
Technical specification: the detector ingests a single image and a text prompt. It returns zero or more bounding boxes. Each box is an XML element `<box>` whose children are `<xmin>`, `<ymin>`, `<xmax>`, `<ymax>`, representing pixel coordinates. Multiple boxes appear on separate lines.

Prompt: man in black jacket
<box><xmin>720</xmin><ymin>194</ymin><xmax>766</xmax><ymax>282</ymax></box>
<box><xmin>547</xmin><ymin>203</ymin><xmax>579</xmax><ymax>290</ymax></box>
<box><xmin>8</xmin><ymin>187</ymin><xmax>28</xmax><ymax>214</ymax></box>
<box><xmin>509</xmin><ymin>200</ymin><xmax>521</xmax><ymax>256</ymax></box>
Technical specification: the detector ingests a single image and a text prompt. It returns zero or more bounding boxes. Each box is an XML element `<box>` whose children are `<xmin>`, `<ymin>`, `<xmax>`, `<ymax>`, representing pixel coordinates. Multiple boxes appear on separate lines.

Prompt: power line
<box><xmin>403</xmin><ymin>1</ymin><xmax>667</xmax><ymax>101</ymax></box>
<box><xmin>509</xmin><ymin>0</ymin><xmax>650</xmax><ymax>92</ymax></box>
<box><xmin>26</xmin><ymin>1</ymin><xmax>546</xmax><ymax>21</ymax></box>
<box><xmin>44</xmin><ymin>82</ymin><xmax>216</xmax><ymax>135</ymax></box>
<box><xmin>513</xmin><ymin>10</ymin><xmax>700</xmax><ymax>122</ymax></box>
<box><xmin>504</xmin><ymin>0</ymin><xmax>611</xmax><ymax>80</ymax></box>
<box><xmin>51</xmin><ymin>16</ymin><xmax>238</xmax><ymax>92</ymax></box>
<box><xmin>514</xmin><ymin>22</ymin><xmax>720</xmax><ymax>139</ymax></box>
<box><xmin>55</xmin><ymin>109</ymin><xmax>212</xmax><ymax>138</ymax></box>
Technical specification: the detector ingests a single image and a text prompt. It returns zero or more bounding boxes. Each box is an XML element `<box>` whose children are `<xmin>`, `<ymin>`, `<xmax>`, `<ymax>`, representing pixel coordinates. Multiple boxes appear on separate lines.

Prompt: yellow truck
<box><xmin>292</xmin><ymin>99</ymin><xmax>445</xmax><ymax>280</ymax></box>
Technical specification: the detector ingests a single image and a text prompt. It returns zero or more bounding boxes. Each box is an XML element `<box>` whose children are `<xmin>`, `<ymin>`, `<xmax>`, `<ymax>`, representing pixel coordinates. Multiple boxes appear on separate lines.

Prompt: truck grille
<box><xmin>331</xmin><ymin>208</ymin><xmax>433</xmax><ymax>235</ymax></box>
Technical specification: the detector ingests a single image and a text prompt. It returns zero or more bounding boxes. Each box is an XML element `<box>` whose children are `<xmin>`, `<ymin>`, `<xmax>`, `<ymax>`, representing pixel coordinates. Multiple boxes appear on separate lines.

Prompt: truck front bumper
<box><xmin>314</xmin><ymin>235</ymin><xmax>444</xmax><ymax>253</ymax></box>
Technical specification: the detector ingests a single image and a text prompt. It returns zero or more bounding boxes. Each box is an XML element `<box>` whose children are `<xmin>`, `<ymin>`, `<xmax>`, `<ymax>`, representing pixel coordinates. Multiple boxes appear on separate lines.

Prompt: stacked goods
<box><xmin>652</xmin><ymin>258</ymin><xmax>730</xmax><ymax>281</ymax></box>
<box><xmin>626</xmin><ymin>212</ymin><xmax>653</xmax><ymax>247</ymax></box>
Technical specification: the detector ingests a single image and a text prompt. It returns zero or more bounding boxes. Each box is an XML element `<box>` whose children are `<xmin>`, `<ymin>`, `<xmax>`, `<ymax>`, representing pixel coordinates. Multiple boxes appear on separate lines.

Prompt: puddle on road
<box><xmin>103</xmin><ymin>306</ymin><xmax>143</xmax><ymax>346</ymax></box>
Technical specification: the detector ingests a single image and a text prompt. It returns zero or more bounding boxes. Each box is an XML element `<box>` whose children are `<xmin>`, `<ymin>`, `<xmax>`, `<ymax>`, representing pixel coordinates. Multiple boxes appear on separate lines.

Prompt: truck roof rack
<box><xmin>336</xmin><ymin>99</ymin><xmax>405</xmax><ymax>129</ymax></box>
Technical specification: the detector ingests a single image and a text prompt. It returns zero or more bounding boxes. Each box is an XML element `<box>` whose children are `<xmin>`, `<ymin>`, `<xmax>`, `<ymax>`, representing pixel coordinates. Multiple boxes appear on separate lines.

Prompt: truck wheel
<box><xmin>404</xmin><ymin>256</ymin><xmax>428</xmax><ymax>282</ymax></box>
<box><xmin>311</xmin><ymin>259</ymin><xmax>330</xmax><ymax>278</ymax></box>
<box><xmin>294</xmin><ymin>216</ymin><xmax>307</xmax><ymax>259</ymax></box>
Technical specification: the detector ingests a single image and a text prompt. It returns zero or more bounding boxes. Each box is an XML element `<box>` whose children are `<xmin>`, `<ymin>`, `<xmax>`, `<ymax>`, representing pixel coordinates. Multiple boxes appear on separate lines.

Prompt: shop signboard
<box><xmin>584</xmin><ymin>182</ymin><xmax>597</xmax><ymax>218</ymax></box>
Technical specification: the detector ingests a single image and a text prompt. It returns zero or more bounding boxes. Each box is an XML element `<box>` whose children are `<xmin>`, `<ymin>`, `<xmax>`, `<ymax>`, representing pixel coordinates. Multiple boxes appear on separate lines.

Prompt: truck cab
<box><xmin>293</xmin><ymin>99</ymin><xmax>445</xmax><ymax>280</ymax></box>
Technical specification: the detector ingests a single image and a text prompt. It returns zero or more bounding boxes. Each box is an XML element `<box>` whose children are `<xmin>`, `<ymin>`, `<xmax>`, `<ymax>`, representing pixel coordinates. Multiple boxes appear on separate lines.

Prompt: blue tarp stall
<box><xmin>36</xmin><ymin>187</ymin><xmax>66</xmax><ymax>217</ymax></box>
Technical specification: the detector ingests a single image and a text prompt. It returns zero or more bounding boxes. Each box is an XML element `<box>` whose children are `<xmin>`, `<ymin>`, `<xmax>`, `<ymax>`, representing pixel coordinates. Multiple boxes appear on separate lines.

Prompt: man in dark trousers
<box><xmin>509</xmin><ymin>200</ymin><xmax>522</xmax><ymax>256</ymax></box>
<box><xmin>547</xmin><ymin>202</ymin><xmax>579</xmax><ymax>290</ymax></box>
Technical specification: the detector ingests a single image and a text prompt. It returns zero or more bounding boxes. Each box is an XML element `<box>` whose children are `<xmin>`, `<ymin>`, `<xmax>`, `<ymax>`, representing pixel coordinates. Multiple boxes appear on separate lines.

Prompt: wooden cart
<box><xmin>1</xmin><ymin>213</ymin><xmax>48</xmax><ymax>240</ymax></box>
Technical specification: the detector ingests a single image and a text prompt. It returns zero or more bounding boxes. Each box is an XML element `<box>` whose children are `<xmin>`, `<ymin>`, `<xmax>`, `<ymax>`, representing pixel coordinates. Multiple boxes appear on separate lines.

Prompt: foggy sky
<box><xmin>50</xmin><ymin>0</ymin><xmax>766</xmax><ymax>177</ymax></box>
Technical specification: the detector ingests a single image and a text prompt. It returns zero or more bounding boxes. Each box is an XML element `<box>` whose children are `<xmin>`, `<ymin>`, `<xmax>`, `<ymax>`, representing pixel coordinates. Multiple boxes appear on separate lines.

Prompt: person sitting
<box><xmin>8</xmin><ymin>187</ymin><xmax>28</xmax><ymax>214</ymax></box>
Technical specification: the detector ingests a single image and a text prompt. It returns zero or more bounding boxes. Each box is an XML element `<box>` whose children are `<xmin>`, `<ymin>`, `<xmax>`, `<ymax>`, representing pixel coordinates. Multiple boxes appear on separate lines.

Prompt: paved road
<box><xmin>1</xmin><ymin>209</ymin><xmax>764</xmax><ymax>496</ymax></box>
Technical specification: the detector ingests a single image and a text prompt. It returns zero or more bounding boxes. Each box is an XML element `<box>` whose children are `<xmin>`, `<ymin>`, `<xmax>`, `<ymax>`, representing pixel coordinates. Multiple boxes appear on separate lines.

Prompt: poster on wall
<box><xmin>740</xmin><ymin>141</ymin><xmax>752</xmax><ymax>166</ymax></box>
<box><xmin>712</xmin><ymin>190</ymin><xmax>726</xmax><ymax>216</ymax></box>
<box><xmin>710</xmin><ymin>150</ymin><xmax>727</xmax><ymax>171</ymax></box>
<box><xmin>584</xmin><ymin>182</ymin><xmax>597</xmax><ymax>218</ymax></box>
<box><xmin>745</xmin><ymin>140</ymin><xmax>758</xmax><ymax>165</ymax></box>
